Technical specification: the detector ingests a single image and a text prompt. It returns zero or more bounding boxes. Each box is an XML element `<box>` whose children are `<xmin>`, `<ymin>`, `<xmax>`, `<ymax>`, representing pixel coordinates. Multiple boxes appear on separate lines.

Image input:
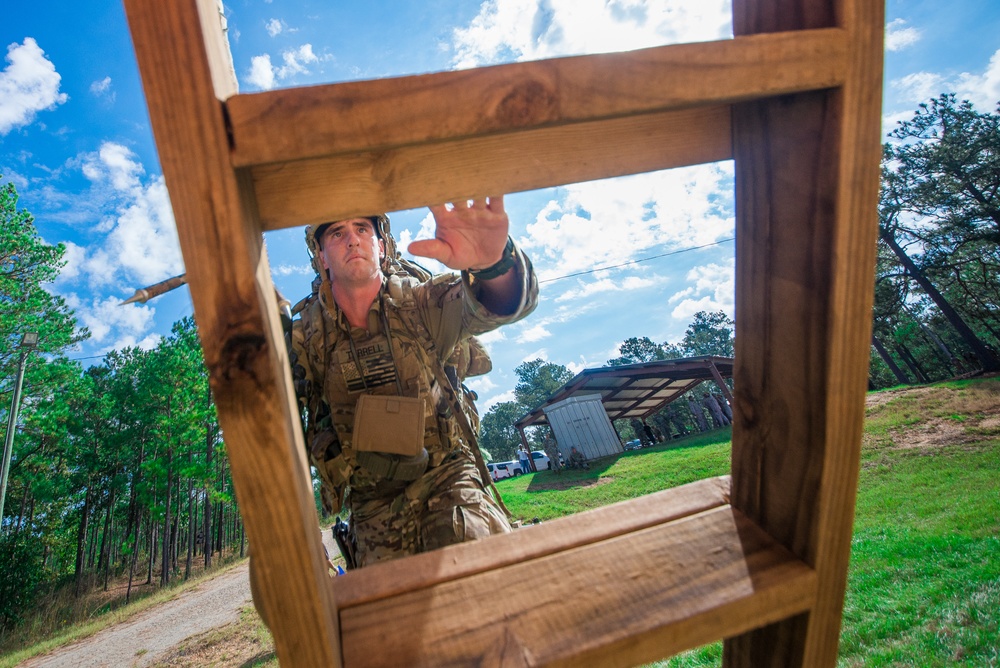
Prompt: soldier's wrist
<box><xmin>468</xmin><ymin>237</ymin><xmax>516</xmax><ymax>280</ymax></box>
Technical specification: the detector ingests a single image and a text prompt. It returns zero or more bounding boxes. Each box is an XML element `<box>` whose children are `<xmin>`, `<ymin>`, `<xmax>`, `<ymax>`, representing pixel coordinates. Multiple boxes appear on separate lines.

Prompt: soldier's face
<box><xmin>317</xmin><ymin>218</ymin><xmax>385</xmax><ymax>286</ymax></box>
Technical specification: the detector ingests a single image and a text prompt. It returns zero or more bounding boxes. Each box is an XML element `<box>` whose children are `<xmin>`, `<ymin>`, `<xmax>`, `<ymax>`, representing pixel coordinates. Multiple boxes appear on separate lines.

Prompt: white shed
<box><xmin>543</xmin><ymin>393</ymin><xmax>623</xmax><ymax>461</ymax></box>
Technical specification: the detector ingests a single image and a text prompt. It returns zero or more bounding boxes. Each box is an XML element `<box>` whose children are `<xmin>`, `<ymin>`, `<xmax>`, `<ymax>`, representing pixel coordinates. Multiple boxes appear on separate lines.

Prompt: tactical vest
<box><xmin>295</xmin><ymin>274</ymin><xmax>483</xmax><ymax>515</ymax></box>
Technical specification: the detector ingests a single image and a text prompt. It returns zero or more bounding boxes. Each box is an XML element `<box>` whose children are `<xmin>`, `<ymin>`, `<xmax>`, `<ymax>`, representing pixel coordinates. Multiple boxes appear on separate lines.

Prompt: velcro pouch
<box><xmin>352</xmin><ymin>394</ymin><xmax>426</xmax><ymax>457</ymax></box>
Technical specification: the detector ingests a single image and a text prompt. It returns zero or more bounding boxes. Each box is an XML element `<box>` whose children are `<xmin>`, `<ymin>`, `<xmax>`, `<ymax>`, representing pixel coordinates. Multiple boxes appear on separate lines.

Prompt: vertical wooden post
<box><xmin>726</xmin><ymin>0</ymin><xmax>884</xmax><ymax>665</ymax></box>
<box><xmin>122</xmin><ymin>1</ymin><xmax>341</xmax><ymax>664</ymax></box>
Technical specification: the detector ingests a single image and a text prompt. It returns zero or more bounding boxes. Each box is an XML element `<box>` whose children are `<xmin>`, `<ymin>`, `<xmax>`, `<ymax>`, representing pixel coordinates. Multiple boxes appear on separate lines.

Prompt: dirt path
<box><xmin>20</xmin><ymin>529</ymin><xmax>338</xmax><ymax>667</ymax></box>
<box><xmin>20</xmin><ymin>564</ymin><xmax>252</xmax><ymax>668</ymax></box>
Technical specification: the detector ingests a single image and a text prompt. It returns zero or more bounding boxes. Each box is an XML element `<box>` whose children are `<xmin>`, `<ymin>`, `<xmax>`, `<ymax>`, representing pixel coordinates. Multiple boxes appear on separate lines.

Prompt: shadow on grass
<box><xmin>525</xmin><ymin>427</ymin><xmax>732</xmax><ymax>492</ymax></box>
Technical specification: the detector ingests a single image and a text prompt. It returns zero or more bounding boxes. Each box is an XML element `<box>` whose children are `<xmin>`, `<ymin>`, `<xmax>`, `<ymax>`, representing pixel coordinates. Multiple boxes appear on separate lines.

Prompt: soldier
<box><xmin>567</xmin><ymin>446</ymin><xmax>589</xmax><ymax>470</ymax></box>
<box><xmin>285</xmin><ymin>196</ymin><xmax>538</xmax><ymax>571</ymax></box>
<box><xmin>687</xmin><ymin>394</ymin><xmax>709</xmax><ymax>432</ymax></box>
<box><xmin>543</xmin><ymin>431</ymin><xmax>562</xmax><ymax>474</ymax></box>
<box><xmin>702</xmin><ymin>392</ymin><xmax>727</xmax><ymax>428</ymax></box>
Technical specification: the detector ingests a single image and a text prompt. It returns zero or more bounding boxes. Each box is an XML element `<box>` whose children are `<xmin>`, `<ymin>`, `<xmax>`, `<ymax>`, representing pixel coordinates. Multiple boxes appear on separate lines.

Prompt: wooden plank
<box><xmin>335</xmin><ymin>475</ymin><xmax>731</xmax><ymax>609</ymax></box>
<box><xmin>122</xmin><ymin>1</ymin><xmax>341</xmax><ymax>665</ymax></box>
<box><xmin>338</xmin><ymin>507</ymin><xmax>817</xmax><ymax>668</ymax></box>
<box><xmin>252</xmin><ymin>105</ymin><xmax>732</xmax><ymax>231</ymax></box>
<box><xmin>726</xmin><ymin>0</ymin><xmax>884</xmax><ymax>665</ymax></box>
<box><xmin>227</xmin><ymin>28</ymin><xmax>847</xmax><ymax>168</ymax></box>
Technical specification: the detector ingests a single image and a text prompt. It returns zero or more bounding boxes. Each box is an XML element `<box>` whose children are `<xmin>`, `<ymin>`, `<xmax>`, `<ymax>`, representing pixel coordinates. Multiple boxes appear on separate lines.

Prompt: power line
<box><xmin>538</xmin><ymin>237</ymin><xmax>734</xmax><ymax>284</ymax></box>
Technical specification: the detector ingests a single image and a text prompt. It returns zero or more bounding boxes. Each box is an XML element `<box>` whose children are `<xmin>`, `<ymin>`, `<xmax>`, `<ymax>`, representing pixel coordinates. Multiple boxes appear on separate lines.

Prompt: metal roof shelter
<box><xmin>515</xmin><ymin>356</ymin><xmax>734</xmax><ymax>431</ymax></box>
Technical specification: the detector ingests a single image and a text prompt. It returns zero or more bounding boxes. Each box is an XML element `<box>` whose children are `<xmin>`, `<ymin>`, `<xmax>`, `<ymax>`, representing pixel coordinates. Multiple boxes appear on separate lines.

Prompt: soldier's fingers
<box><xmin>408</xmin><ymin>238</ymin><xmax>451</xmax><ymax>263</ymax></box>
<box><xmin>486</xmin><ymin>194</ymin><xmax>505</xmax><ymax>214</ymax></box>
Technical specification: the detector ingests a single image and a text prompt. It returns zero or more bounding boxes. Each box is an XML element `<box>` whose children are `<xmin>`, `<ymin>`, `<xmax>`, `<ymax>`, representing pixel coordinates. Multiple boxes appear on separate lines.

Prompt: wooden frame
<box><xmin>122</xmin><ymin>0</ymin><xmax>883</xmax><ymax>664</ymax></box>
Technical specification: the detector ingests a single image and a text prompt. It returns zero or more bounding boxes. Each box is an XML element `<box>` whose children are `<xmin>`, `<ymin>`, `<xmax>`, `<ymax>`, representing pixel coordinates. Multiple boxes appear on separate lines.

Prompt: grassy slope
<box><xmin>838</xmin><ymin>378</ymin><xmax>1000</xmax><ymax>667</ymax></box>
<box><xmin>8</xmin><ymin>379</ymin><xmax>997</xmax><ymax>667</ymax></box>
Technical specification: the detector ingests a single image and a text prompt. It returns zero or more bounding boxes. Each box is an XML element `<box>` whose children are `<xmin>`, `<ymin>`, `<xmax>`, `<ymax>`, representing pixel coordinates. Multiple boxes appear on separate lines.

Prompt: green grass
<box><xmin>501</xmin><ymin>379</ymin><xmax>1000</xmax><ymax>667</ymax></box>
<box><xmin>497</xmin><ymin>427</ymin><xmax>732</xmax><ymax>523</ymax></box>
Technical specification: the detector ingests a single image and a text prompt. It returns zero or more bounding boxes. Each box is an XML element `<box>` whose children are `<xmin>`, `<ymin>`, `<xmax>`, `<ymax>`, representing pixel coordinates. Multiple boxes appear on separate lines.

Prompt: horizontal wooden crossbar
<box><xmin>250</xmin><ymin>105</ymin><xmax>732</xmax><ymax>230</ymax></box>
<box><xmin>227</xmin><ymin>28</ymin><xmax>846</xmax><ymax>168</ymax></box>
<box><xmin>334</xmin><ymin>476</ymin><xmax>817</xmax><ymax>667</ymax></box>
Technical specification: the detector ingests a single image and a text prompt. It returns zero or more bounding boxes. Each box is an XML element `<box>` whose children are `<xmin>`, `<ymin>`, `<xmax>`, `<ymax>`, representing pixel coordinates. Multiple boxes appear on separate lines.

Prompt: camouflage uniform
<box><xmin>543</xmin><ymin>433</ymin><xmax>562</xmax><ymax>473</ymax></box>
<box><xmin>292</xmin><ymin>244</ymin><xmax>538</xmax><ymax>568</ymax></box>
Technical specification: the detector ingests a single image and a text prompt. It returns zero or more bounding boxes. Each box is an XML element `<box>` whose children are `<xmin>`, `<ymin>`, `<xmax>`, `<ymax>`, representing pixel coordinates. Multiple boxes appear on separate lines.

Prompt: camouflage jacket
<box><xmin>291</xmin><ymin>245</ymin><xmax>538</xmax><ymax>515</ymax></box>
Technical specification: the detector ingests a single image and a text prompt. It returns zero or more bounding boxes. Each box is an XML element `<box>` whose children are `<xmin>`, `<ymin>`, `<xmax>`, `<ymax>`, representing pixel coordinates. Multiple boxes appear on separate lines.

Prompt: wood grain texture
<box><xmin>339</xmin><ymin>507</ymin><xmax>817</xmax><ymax>668</ymax></box>
<box><xmin>227</xmin><ymin>28</ymin><xmax>846</xmax><ymax>168</ymax></box>
<box><xmin>122</xmin><ymin>1</ymin><xmax>340</xmax><ymax>665</ymax></box>
<box><xmin>252</xmin><ymin>105</ymin><xmax>732</xmax><ymax>231</ymax></box>
<box><xmin>726</xmin><ymin>0</ymin><xmax>884</xmax><ymax>665</ymax></box>
<box><xmin>335</xmin><ymin>476</ymin><xmax>731</xmax><ymax>609</ymax></box>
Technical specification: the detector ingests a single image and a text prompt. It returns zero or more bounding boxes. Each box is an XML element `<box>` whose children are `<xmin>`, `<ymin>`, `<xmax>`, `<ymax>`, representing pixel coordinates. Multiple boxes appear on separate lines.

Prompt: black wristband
<box><xmin>468</xmin><ymin>237</ymin><xmax>516</xmax><ymax>280</ymax></box>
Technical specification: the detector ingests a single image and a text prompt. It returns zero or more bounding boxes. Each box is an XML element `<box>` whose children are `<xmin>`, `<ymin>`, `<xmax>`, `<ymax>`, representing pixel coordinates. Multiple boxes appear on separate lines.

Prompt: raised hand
<box><xmin>407</xmin><ymin>195</ymin><xmax>509</xmax><ymax>272</ymax></box>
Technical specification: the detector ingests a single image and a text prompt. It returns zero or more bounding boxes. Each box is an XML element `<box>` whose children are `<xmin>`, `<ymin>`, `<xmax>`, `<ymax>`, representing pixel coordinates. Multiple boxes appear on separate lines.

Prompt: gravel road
<box><xmin>20</xmin><ymin>563</ymin><xmax>253</xmax><ymax>668</ymax></box>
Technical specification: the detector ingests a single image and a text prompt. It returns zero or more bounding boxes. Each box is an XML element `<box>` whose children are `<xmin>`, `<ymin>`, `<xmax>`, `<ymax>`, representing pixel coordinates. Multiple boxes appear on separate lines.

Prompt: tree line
<box><xmin>2</xmin><ymin>93</ymin><xmax>998</xmax><ymax>636</ymax></box>
<box><xmin>1</xmin><ymin>180</ymin><xmax>243</xmax><ymax>637</ymax></box>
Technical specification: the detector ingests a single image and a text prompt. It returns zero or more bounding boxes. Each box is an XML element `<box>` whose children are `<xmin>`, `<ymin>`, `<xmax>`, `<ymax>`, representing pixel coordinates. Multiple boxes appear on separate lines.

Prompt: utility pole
<box><xmin>1</xmin><ymin>332</ymin><xmax>38</xmax><ymax>530</ymax></box>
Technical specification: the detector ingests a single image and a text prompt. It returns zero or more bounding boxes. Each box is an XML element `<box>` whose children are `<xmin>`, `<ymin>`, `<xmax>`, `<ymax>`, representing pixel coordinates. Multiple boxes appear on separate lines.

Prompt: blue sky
<box><xmin>3</xmin><ymin>0</ymin><xmax>999</xmax><ymax>412</ymax></box>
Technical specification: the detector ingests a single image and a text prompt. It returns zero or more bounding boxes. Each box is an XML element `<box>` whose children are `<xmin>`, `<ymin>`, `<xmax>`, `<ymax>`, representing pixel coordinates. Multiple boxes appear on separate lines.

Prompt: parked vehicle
<box><xmin>624</xmin><ymin>439</ymin><xmax>642</xmax><ymax>450</ymax></box>
<box><xmin>531</xmin><ymin>450</ymin><xmax>551</xmax><ymax>470</ymax></box>
<box><xmin>489</xmin><ymin>461</ymin><xmax>522</xmax><ymax>481</ymax></box>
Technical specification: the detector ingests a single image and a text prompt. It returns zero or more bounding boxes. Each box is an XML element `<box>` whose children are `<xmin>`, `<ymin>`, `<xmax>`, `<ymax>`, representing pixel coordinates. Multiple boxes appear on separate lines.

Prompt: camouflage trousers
<box><xmin>349</xmin><ymin>452</ymin><xmax>511</xmax><ymax>567</ymax></box>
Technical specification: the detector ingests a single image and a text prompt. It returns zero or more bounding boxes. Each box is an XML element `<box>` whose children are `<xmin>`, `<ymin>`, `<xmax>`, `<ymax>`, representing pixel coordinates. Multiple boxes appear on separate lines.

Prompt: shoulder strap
<box><xmin>384</xmin><ymin>275</ymin><xmax>512</xmax><ymax>519</ymax></box>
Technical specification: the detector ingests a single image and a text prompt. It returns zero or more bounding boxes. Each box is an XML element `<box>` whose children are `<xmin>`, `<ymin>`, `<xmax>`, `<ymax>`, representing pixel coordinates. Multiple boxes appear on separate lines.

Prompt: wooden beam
<box><xmin>336</xmin><ymin>475</ymin><xmax>731</xmax><ymax>608</ymax></box>
<box><xmin>122</xmin><ymin>1</ymin><xmax>341</xmax><ymax>664</ymax></box>
<box><xmin>252</xmin><ymin>105</ymin><xmax>732</xmax><ymax>231</ymax></box>
<box><xmin>726</xmin><ymin>0</ymin><xmax>884</xmax><ymax>665</ymax></box>
<box><xmin>227</xmin><ymin>28</ymin><xmax>847</xmax><ymax>168</ymax></box>
<box><xmin>337</xmin><ymin>505</ymin><xmax>817</xmax><ymax>668</ymax></box>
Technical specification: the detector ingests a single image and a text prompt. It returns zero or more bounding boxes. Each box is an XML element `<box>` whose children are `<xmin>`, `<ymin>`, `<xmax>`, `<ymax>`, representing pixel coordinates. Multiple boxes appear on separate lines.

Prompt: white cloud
<box><xmin>71</xmin><ymin>142</ymin><xmax>183</xmax><ymax>288</ymax></box>
<box><xmin>245</xmin><ymin>44</ymin><xmax>319</xmax><ymax>90</ymax></box>
<box><xmin>889</xmin><ymin>48</ymin><xmax>1000</xmax><ymax>113</ymax></box>
<box><xmin>667</xmin><ymin>261</ymin><xmax>733</xmax><ymax>320</ymax></box>
<box><xmin>885</xmin><ymin>19</ymin><xmax>922</xmax><ymax>52</ymax></box>
<box><xmin>90</xmin><ymin>76</ymin><xmax>112</xmax><ymax>96</ymax></box>
<box><xmin>58</xmin><ymin>241</ymin><xmax>86</xmax><ymax>282</ymax></box>
<box><xmin>891</xmin><ymin>71</ymin><xmax>947</xmax><ymax>106</ymax></box>
<box><xmin>954</xmin><ymin>48</ymin><xmax>1000</xmax><ymax>111</ymax></box>
<box><xmin>476</xmin><ymin>329</ymin><xmax>507</xmax><ymax>345</ymax></box>
<box><xmin>451</xmin><ymin>0</ymin><xmax>732</xmax><ymax>69</ymax></box>
<box><xmin>522</xmin><ymin>348</ymin><xmax>549</xmax><ymax>363</ymax></box>
<box><xmin>481</xmin><ymin>388</ymin><xmax>515</xmax><ymax>413</ymax></box>
<box><xmin>555</xmin><ymin>274</ymin><xmax>657</xmax><ymax>302</ymax></box>
<box><xmin>522</xmin><ymin>165</ymin><xmax>734</xmax><ymax>287</ymax></box>
<box><xmin>66</xmin><ymin>294</ymin><xmax>157</xmax><ymax>349</ymax></box>
<box><xmin>272</xmin><ymin>263</ymin><xmax>313</xmax><ymax>276</ymax></box>
<box><xmin>516</xmin><ymin>323</ymin><xmax>552</xmax><ymax>343</ymax></box>
<box><xmin>0</xmin><ymin>38</ymin><xmax>68</xmax><ymax>135</ymax></box>
<box><xmin>465</xmin><ymin>375</ymin><xmax>497</xmax><ymax>396</ymax></box>
<box><xmin>282</xmin><ymin>45</ymin><xmax>318</xmax><ymax>76</ymax></box>
<box><xmin>266</xmin><ymin>18</ymin><xmax>284</xmax><ymax>37</ymax></box>
<box><xmin>247</xmin><ymin>54</ymin><xmax>276</xmax><ymax>89</ymax></box>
